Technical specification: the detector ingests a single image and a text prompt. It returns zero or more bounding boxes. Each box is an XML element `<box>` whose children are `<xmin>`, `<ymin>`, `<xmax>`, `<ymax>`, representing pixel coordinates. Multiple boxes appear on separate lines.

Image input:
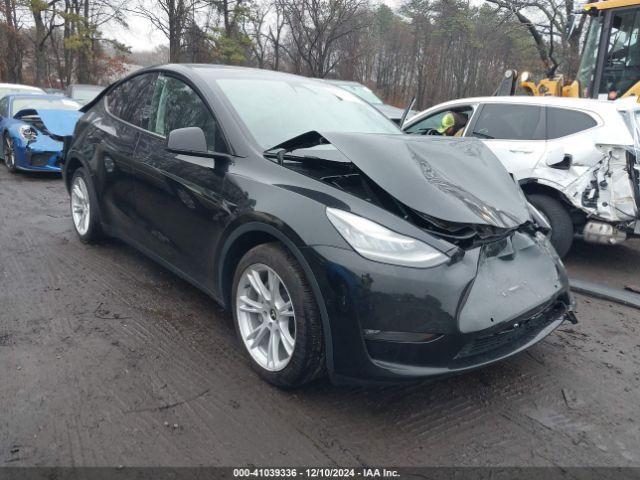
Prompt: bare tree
<box><xmin>133</xmin><ymin>0</ymin><xmax>201</xmax><ymax>62</ymax></box>
<box><xmin>482</xmin><ymin>0</ymin><xmax>586</xmax><ymax>78</ymax></box>
<box><xmin>242</xmin><ymin>1</ymin><xmax>268</xmax><ymax>68</ymax></box>
<box><xmin>281</xmin><ymin>0</ymin><xmax>369</xmax><ymax>77</ymax></box>
<box><xmin>29</xmin><ymin>0</ymin><xmax>64</xmax><ymax>86</ymax></box>
<box><xmin>268</xmin><ymin>0</ymin><xmax>286</xmax><ymax>70</ymax></box>
<box><xmin>1</xmin><ymin>0</ymin><xmax>23</xmax><ymax>82</ymax></box>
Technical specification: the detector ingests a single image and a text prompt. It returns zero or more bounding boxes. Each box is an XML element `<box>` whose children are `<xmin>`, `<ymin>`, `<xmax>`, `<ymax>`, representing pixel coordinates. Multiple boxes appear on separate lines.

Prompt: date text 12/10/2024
<box><xmin>233</xmin><ymin>468</ymin><xmax>401</xmax><ymax>478</ymax></box>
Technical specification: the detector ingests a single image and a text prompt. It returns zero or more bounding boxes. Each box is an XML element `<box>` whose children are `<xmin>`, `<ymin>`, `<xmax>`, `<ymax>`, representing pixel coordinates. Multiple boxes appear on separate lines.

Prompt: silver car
<box><xmin>0</xmin><ymin>83</ymin><xmax>45</xmax><ymax>99</ymax></box>
<box><xmin>403</xmin><ymin>96</ymin><xmax>640</xmax><ymax>257</ymax></box>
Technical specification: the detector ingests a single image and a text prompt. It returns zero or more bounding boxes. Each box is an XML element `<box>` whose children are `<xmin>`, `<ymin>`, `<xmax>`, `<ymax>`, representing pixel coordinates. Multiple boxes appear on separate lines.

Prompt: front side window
<box><xmin>148</xmin><ymin>75</ymin><xmax>226</xmax><ymax>153</ymax></box>
<box><xmin>405</xmin><ymin>107</ymin><xmax>473</xmax><ymax>136</ymax></box>
<box><xmin>471</xmin><ymin>104</ymin><xmax>544</xmax><ymax>141</ymax></box>
<box><xmin>546</xmin><ymin>107</ymin><xmax>597</xmax><ymax>139</ymax></box>
<box><xmin>106</xmin><ymin>73</ymin><xmax>157</xmax><ymax>128</ymax></box>
<box><xmin>0</xmin><ymin>97</ymin><xmax>8</xmax><ymax>117</ymax></box>
<box><xmin>214</xmin><ymin>78</ymin><xmax>400</xmax><ymax>149</ymax></box>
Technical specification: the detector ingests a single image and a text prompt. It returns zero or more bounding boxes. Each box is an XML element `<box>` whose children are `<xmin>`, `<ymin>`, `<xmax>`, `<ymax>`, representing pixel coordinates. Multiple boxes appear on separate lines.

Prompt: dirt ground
<box><xmin>1</xmin><ymin>168</ymin><xmax>639</xmax><ymax>468</ymax></box>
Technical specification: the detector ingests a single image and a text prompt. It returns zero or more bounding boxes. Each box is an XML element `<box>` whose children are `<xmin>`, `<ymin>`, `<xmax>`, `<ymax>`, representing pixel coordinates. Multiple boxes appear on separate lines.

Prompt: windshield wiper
<box><xmin>264</xmin><ymin>131</ymin><xmax>329</xmax><ymax>165</ymax></box>
<box><xmin>263</xmin><ymin>149</ymin><xmax>323</xmax><ymax>165</ymax></box>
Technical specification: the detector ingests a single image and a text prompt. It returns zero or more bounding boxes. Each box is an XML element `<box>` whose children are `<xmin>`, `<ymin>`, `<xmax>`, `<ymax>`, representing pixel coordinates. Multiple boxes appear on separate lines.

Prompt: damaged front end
<box><xmin>266</xmin><ymin>132</ymin><xmax>543</xmax><ymax>251</ymax></box>
<box><xmin>264</xmin><ymin>132</ymin><xmax>575</xmax><ymax>381</ymax></box>
<box><xmin>559</xmin><ymin>106</ymin><xmax>640</xmax><ymax>245</ymax></box>
<box><xmin>12</xmin><ymin>108</ymin><xmax>82</xmax><ymax>172</ymax></box>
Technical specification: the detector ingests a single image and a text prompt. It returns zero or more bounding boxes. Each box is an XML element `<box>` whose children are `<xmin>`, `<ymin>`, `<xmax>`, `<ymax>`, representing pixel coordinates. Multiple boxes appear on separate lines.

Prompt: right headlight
<box><xmin>19</xmin><ymin>125</ymin><xmax>37</xmax><ymax>141</ymax></box>
<box><xmin>326</xmin><ymin>208</ymin><xmax>448</xmax><ymax>268</ymax></box>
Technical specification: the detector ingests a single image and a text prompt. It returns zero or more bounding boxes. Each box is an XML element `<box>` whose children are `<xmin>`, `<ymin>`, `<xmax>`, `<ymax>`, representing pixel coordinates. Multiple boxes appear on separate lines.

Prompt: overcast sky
<box><xmin>102</xmin><ymin>14</ymin><xmax>167</xmax><ymax>51</ymax></box>
<box><xmin>104</xmin><ymin>0</ymin><xmax>403</xmax><ymax>52</ymax></box>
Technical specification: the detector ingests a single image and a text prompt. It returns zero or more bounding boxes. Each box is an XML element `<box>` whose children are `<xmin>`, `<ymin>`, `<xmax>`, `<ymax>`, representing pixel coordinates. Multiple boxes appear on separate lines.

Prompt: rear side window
<box><xmin>546</xmin><ymin>107</ymin><xmax>597</xmax><ymax>139</ymax></box>
<box><xmin>471</xmin><ymin>104</ymin><xmax>544</xmax><ymax>140</ymax></box>
<box><xmin>106</xmin><ymin>73</ymin><xmax>157</xmax><ymax>128</ymax></box>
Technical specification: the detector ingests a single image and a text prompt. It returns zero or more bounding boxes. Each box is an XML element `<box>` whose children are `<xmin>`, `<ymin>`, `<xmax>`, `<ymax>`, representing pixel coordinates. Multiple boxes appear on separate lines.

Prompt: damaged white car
<box><xmin>404</xmin><ymin>96</ymin><xmax>640</xmax><ymax>257</ymax></box>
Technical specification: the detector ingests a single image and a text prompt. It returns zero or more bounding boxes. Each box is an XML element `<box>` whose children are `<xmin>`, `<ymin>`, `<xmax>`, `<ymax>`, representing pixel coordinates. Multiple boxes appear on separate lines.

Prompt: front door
<box><xmin>133</xmin><ymin>74</ymin><xmax>231</xmax><ymax>289</ymax></box>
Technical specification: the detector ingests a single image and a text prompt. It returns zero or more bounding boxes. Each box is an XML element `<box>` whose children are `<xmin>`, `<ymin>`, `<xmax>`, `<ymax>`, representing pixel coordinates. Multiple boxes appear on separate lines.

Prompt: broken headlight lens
<box><xmin>326</xmin><ymin>208</ymin><xmax>447</xmax><ymax>268</ymax></box>
<box><xmin>19</xmin><ymin>125</ymin><xmax>37</xmax><ymax>141</ymax></box>
<box><xmin>527</xmin><ymin>202</ymin><xmax>551</xmax><ymax>232</ymax></box>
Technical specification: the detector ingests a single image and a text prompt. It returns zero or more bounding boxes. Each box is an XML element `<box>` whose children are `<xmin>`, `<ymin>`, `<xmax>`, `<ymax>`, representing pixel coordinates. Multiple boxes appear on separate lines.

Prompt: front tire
<box><xmin>528</xmin><ymin>194</ymin><xmax>574</xmax><ymax>257</ymax></box>
<box><xmin>3</xmin><ymin>135</ymin><xmax>18</xmax><ymax>173</ymax></box>
<box><xmin>70</xmin><ymin>168</ymin><xmax>104</xmax><ymax>243</ymax></box>
<box><xmin>232</xmin><ymin>243</ymin><xmax>325</xmax><ymax>388</ymax></box>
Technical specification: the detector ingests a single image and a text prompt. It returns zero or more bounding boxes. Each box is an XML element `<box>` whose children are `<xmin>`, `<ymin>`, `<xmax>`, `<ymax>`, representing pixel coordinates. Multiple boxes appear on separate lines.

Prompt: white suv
<box><xmin>403</xmin><ymin>96</ymin><xmax>640</xmax><ymax>257</ymax></box>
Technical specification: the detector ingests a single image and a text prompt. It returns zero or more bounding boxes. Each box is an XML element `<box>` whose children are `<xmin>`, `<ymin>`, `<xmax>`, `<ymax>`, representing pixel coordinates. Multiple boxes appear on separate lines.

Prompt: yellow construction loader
<box><xmin>502</xmin><ymin>0</ymin><xmax>640</xmax><ymax>100</ymax></box>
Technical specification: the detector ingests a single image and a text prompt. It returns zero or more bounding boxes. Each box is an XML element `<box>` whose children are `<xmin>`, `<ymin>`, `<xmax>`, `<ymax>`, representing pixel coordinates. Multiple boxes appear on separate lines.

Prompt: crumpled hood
<box><xmin>34</xmin><ymin>109</ymin><xmax>82</xmax><ymax>137</ymax></box>
<box><xmin>319</xmin><ymin>132</ymin><xmax>531</xmax><ymax>229</ymax></box>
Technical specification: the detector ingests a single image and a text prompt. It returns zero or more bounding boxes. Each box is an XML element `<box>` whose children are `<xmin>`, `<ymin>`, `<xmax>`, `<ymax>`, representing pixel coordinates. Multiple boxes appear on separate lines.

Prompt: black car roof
<box><xmin>161</xmin><ymin>63</ymin><xmax>316</xmax><ymax>82</ymax></box>
<box><xmin>81</xmin><ymin>64</ymin><xmax>327</xmax><ymax>113</ymax></box>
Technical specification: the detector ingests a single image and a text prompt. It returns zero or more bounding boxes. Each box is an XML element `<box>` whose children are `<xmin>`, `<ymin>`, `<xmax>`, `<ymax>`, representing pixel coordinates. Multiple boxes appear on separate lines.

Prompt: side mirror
<box><xmin>166</xmin><ymin>127</ymin><xmax>208</xmax><ymax>156</ymax></box>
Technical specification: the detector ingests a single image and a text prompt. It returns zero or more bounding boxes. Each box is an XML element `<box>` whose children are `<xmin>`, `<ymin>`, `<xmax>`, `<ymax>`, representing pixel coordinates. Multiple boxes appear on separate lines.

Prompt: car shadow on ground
<box><xmin>7</xmin><ymin>170</ymin><xmax>62</xmax><ymax>181</ymax></box>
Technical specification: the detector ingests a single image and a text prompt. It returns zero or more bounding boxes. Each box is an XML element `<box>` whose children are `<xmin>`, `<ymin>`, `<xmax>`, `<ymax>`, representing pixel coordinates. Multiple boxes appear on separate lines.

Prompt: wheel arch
<box><xmin>217</xmin><ymin>221</ymin><xmax>334</xmax><ymax>374</ymax></box>
<box><xmin>64</xmin><ymin>155</ymin><xmax>89</xmax><ymax>192</ymax></box>
<box><xmin>520</xmin><ymin>179</ymin><xmax>571</xmax><ymax>207</ymax></box>
<box><xmin>519</xmin><ymin>179</ymin><xmax>587</xmax><ymax>226</ymax></box>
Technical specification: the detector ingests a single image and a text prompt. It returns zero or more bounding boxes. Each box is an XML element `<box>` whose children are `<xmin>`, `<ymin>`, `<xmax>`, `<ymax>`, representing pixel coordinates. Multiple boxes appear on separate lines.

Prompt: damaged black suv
<box><xmin>63</xmin><ymin>65</ymin><xmax>576</xmax><ymax>388</ymax></box>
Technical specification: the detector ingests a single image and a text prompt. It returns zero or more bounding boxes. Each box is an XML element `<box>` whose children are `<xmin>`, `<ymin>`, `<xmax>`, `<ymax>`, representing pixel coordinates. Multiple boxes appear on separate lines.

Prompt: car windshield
<box><xmin>335</xmin><ymin>84</ymin><xmax>384</xmax><ymax>105</ymax></box>
<box><xmin>13</xmin><ymin>97</ymin><xmax>80</xmax><ymax>113</ymax></box>
<box><xmin>72</xmin><ymin>86</ymin><xmax>103</xmax><ymax>103</ymax></box>
<box><xmin>215</xmin><ymin>78</ymin><xmax>400</xmax><ymax>149</ymax></box>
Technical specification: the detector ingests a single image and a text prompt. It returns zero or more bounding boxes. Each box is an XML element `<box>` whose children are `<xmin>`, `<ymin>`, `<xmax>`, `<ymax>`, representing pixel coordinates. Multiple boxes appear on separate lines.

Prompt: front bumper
<box><xmin>14</xmin><ymin>138</ymin><xmax>63</xmax><ymax>172</ymax></box>
<box><xmin>304</xmin><ymin>231</ymin><xmax>574</xmax><ymax>384</ymax></box>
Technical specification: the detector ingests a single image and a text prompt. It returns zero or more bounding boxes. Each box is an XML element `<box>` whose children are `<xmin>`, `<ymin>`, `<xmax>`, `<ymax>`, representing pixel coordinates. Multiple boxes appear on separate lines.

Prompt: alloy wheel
<box><xmin>236</xmin><ymin>264</ymin><xmax>296</xmax><ymax>372</ymax></box>
<box><xmin>71</xmin><ymin>175</ymin><xmax>91</xmax><ymax>235</ymax></box>
<box><xmin>4</xmin><ymin>137</ymin><xmax>15</xmax><ymax>170</ymax></box>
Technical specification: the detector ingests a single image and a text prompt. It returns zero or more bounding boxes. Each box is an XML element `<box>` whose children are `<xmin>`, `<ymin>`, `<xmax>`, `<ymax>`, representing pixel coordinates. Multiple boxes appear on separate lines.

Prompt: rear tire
<box><xmin>527</xmin><ymin>194</ymin><xmax>574</xmax><ymax>257</ymax></box>
<box><xmin>70</xmin><ymin>168</ymin><xmax>104</xmax><ymax>243</ymax></box>
<box><xmin>232</xmin><ymin>243</ymin><xmax>325</xmax><ymax>388</ymax></box>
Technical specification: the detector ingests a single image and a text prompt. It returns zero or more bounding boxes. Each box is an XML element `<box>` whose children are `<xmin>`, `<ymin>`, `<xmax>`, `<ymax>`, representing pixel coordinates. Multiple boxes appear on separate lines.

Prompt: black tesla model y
<box><xmin>63</xmin><ymin>65</ymin><xmax>576</xmax><ymax>387</ymax></box>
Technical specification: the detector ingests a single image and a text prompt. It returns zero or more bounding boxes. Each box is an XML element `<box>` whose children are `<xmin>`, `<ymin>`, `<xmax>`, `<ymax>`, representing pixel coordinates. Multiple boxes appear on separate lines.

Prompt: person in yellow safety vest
<box><xmin>437</xmin><ymin>112</ymin><xmax>468</xmax><ymax>137</ymax></box>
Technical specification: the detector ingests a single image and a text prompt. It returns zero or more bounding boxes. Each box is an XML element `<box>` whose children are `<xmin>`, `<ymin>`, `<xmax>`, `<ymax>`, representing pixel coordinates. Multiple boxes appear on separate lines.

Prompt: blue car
<box><xmin>0</xmin><ymin>94</ymin><xmax>82</xmax><ymax>173</ymax></box>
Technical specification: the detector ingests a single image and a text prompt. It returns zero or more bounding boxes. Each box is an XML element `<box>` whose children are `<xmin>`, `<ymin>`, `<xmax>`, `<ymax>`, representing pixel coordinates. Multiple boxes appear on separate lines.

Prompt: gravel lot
<box><xmin>1</xmin><ymin>168</ymin><xmax>639</xmax><ymax>468</ymax></box>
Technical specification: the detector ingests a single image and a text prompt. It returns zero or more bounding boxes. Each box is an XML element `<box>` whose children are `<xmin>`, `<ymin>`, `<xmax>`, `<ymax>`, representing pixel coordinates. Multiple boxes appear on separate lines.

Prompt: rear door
<box><xmin>544</xmin><ymin>106</ymin><xmax>601</xmax><ymax>168</ymax></box>
<box><xmin>133</xmin><ymin>73</ymin><xmax>230</xmax><ymax>288</ymax></box>
<box><xmin>97</xmin><ymin>72</ymin><xmax>157</xmax><ymax>235</ymax></box>
<box><xmin>468</xmin><ymin>103</ymin><xmax>547</xmax><ymax>179</ymax></box>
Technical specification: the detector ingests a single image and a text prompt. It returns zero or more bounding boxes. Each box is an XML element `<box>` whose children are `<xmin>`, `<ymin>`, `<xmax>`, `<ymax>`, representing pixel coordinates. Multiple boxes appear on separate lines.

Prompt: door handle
<box><xmin>509</xmin><ymin>149</ymin><xmax>534</xmax><ymax>154</ymax></box>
